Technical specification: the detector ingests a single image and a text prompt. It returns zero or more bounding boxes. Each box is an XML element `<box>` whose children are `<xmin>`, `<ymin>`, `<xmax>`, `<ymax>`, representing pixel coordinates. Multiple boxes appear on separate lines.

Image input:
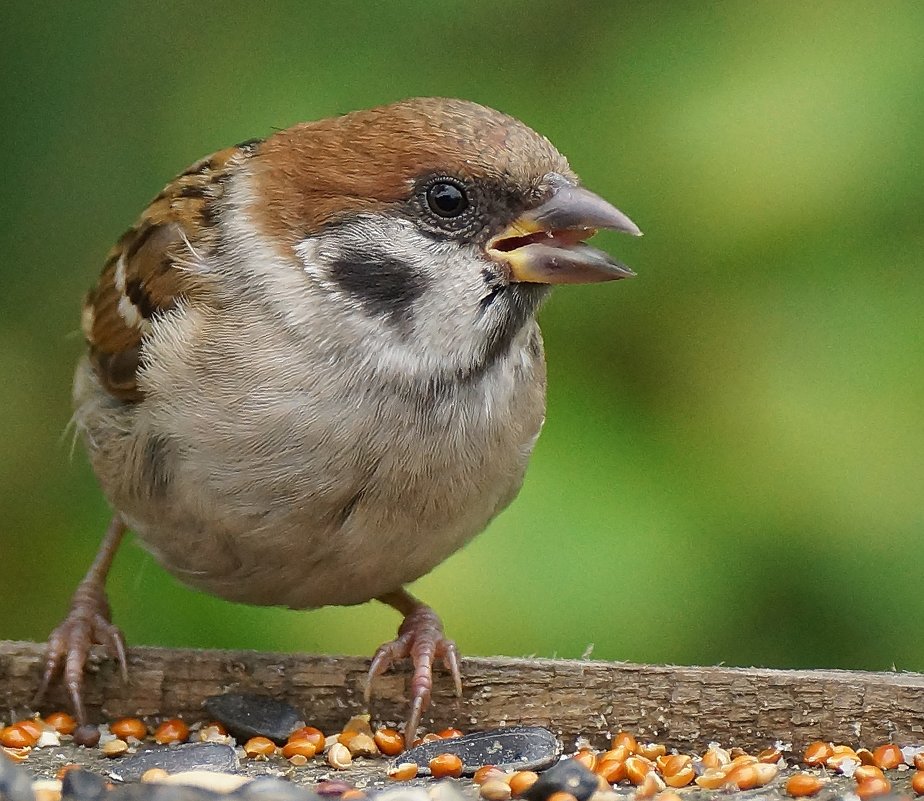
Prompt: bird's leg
<box><xmin>366</xmin><ymin>589</ymin><xmax>463</xmax><ymax>746</ymax></box>
<box><xmin>33</xmin><ymin>515</ymin><xmax>128</xmax><ymax>722</ymax></box>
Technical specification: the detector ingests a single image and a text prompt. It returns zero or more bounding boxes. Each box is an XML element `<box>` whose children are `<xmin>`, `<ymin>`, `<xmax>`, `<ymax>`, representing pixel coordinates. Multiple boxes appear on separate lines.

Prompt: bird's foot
<box><xmin>33</xmin><ymin>580</ymin><xmax>127</xmax><ymax>722</ymax></box>
<box><xmin>366</xmin><ymin>603</ymin><xmax>462</xmax><ymax>746</ymax></box>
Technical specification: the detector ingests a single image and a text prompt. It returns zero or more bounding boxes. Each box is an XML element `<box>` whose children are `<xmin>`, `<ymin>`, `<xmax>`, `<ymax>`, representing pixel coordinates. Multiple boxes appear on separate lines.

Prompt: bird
<box><xmin>35</xmin><ymin>97</ymin><xmax>641</xmax><ymax>742</ymax></box>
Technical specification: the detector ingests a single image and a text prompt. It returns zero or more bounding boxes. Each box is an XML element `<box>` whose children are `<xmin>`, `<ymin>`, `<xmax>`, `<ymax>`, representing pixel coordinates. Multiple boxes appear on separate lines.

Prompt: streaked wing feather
<box><xmin>82</xmin><ymin>142</ymin><xmax>261</xmax><ymax>401</ymax></box>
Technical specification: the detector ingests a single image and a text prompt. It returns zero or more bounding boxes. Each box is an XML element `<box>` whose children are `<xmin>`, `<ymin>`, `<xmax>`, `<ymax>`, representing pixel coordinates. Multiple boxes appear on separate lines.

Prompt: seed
<box><xmin>341</xmin><ymin>790</ymin><xmax>365</xmax><ymax>801</ymax></box>
<box><xmin>659</xmin><ymin>793</ymin><xmax>682</xmax><ymax>801</ymax></box>
<box><xmin>638</xmin><ymin>743</ymin><xmax>666</xmax><ymax>760</ymax></box>
<box><xmin>101</xmin><ymin>739</ymin><xmax>129</xmax><ymax>758</ymax></box>
<box><xmin>803</xmin><ymin>742</ymin><xmax>833</xmax><ymax>766</ymax></box>
<box><xmin>110</xmin><ymin>718</ymin><xmax>147</xmax><ymax>741</ymax></box>
<box><xmin>282</xmin><ymin>738</ymin><xmax>318</xmax><ymax>759</ymax></box>
<box><xmin>635</xmin><ymin>772</ymin><xmax>665</xmax><ymax>799</ymax></box>
<box><xmin>826</xmin><ymin>745</ymin><xmax>859</xmax><ymax>772</ymax></box>
<box><xmin>573</xmin><ymin>749</ymin><xmax>597</xmax><ymax>771</ymax></box>
<box><xmin>341</xmin><ymin>714</ymin><xmax>374</xmax><ymax>736</ymax></box>
<box><xmin>662</xmin><ymin>765</ymin><xmax>694</xmax><ymax>788</ymax></box>
<box><xmin>728</xmin><ymin>754</ymin><xmax>758</xmax><ymax>768</ymax></box>
<box><xmin>855</xmin><ymin>776</ymin><xmax>891</xmax><ymax>800</ymax></box>
<box><xmin>387</xmin><ymin>762</ymin><xmax>419</xmax><ymax>781</ymax></box>
<box><xmin>872</xmin><ymin>744</ymin><xmax>903</xmax><ymax>770</ymax></box>
<box><xmin>915</xmin><ymin>753</ymin><xmax>924</xmax><ymax>771</ymax></box>
<box><xmin>612</xmin><ymin>732</ymin><xmax>638</xmax><ymax>754</ymax></box>
<box><xmin>757</xmin><ymin>747</ymin><xmax>781</xmax><ymax>764</ymax></box>
<box><xmin>596</xmin><ymin>759</ymin><xmax>627</xmax><ymax>784</ymax></box>
<box><xmin>729</xmin><ymin>747</ymin><xmax>749</xmax><ymax>759</ymax></box>
<box><xmin>429</xmin><ymin>753</ymin><xmax>464</xmax><ymax>779</ymax></box>
<box><xmin>695</xmin><ymin>769</ymin><xmax>726</xmax><ymax>790</ymax></box>
<box><xmin>141</xmin><ymin>768</ymin><xmax>170</xmax><ymax>782</ymax></box>
<box><xmin>287</xmin><ymin>754</ymin><xmax>307</xmax><ymax>766</ymax></box>
<box><xmin>625</xmin><ymin>756</ymin><xmax>653</xmax><ymax>785</ymax></box>
<box><xmin>15</xmin><ymin>720</ymin><xmax>44</xmax><ymax>741</ymax></box>
<box><xmin>0</xmin><ymin>725</ymin><xmax>38</xmax><ymax>749</ymax></box>
<box><xmin>244</xmin><ymin>736</ymin><xmax>277</xmax><ymax>758</ymax></box>
<box><xmin>420</xmin><ymin>733</ymin><xmax>443</xmax><ymax>744</ymax></box>
<box><xmin>327</xmin><ymin>742</ymin><xmax>352</xmax><ymax>769</ymax></box>
<box><xmin>346</xmin><ymin>732</ymin><xmax>378</xmax><ymax>758</ymax></box>
<box><xmin>701</xmin><ymin>746</ymin><xmax>731</xmax><ymax>769</ymax></box>
<box><xmin>656</xmin><ymin>754</ymin><xmax>691</xmax><ymax>777</ymax></box>
<box><xmin>44</xmin><ymin>713</ymin><xmax>77</xmax><ymax>736</ymax></box>
<box><xmin>911</xmin><ymin>771</ymin><xmax>924</xmax><ymax>795</ymax></box>
<box><xmin>855</xmin><ymin>765</ymin><xmax>885</xmax><ymax>781</ymax></box>
<box><xmin>473</xmin><ymin>766</ymin><xmax>507</xmax><ymax>785</ymax></box>
<box><xmin>438</xmin><ymin>728</ymin><xmax>464</xmax><ymax>739</ymax></box>
<box><xmin>546</xmin><ymin>793</ymin><xmax>578</xmax><ymax>801</ymax></box>
<box><xmin>600</xmin><ymin>745</ymin><xmax>631</xmax><ymax>765</ymax></box>
<box><xmin>725</xmin><ymin>762</ymin><xmax>778</xmax><ymax>790</ymax></box>
<box><xmin>289</xmin><ymin>726</ymin><xmax>326</xmax><ymax>750</ymax></box>
<box><xmin>508</xmin><ymin>771</ymin><xmax>538</xmax><ymax>797</ymax></box>
<box><xmin>785</xmin><ymin>774</ymin><xmax>825</xmax><ymax>797</ymax></box>
<box><xmin>154</xmin><ymin>719</ymin><xmax>189</xmax><ymax>745</ymax></box>
<box><xmin>374</xmin><ymin>728</ymin><xmax>404</xmax><ymax>757</ymax></box>
<box><xmin>2</xmin><ymin>747</ymin><xmax>30</xmax><ymax>763</ymax></box>
<box><xmin>197</xmin><ymin>724</ymin><xmax>230</xmax><ymax>743</ymax></box>
<box><xmin>72</xmin><ymin>725</ymin><xmax>100</xmax><ymax>748</ymax></box>
<box><xmin>480</xmin><ymin>779</ymin><xmax>513</xmax><ymax>801</ymax></box>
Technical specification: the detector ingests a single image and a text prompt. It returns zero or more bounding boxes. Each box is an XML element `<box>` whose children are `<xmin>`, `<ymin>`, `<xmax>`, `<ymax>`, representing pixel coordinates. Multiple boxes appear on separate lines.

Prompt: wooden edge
<box><xmin>2</xmin><ymin>640</ymin><xmax>922</xmax><ymax>750</ymax></box>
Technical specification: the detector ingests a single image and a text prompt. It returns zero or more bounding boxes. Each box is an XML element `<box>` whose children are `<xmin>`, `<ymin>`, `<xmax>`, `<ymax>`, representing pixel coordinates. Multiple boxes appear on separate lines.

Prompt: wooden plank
<box><xmin>2</xmin><ymin>640</ymin><xmax>922</xmax><ymax>750</ymax></box>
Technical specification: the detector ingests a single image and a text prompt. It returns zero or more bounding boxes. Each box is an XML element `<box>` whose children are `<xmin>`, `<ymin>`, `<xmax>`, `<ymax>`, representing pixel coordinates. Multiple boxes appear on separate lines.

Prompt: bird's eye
<box><xmin>425</xmin><ymin>180</ymin><xmax>469</xmax><ymax>218</ymax></box>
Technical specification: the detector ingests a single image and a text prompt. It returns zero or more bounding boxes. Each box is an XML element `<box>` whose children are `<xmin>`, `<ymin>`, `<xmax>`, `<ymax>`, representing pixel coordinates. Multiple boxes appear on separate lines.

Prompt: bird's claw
<box><xmin>33</xmin><ymin>583</ymin><xmax>127</xmax><ymax>722</ymax></box>
<box><xmin>365</xmin><ymin>604</ymin><xmax>462</xmax><ymax>746</ymax></box>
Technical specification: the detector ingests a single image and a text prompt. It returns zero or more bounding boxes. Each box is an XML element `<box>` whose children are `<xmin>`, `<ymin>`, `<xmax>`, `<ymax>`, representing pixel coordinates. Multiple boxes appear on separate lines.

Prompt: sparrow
<box><xmin>36</xmin><ymin>97</ymin><xmax>641</xmax><ymax>742</ymax></box>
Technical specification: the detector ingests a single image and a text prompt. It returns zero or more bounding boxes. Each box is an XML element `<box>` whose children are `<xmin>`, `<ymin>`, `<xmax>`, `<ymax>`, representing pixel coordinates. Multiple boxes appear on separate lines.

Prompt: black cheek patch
<box><xmin>328</xmin><ymin>249</ymin><xmax>428</xmax><ymax>328</ymax></box>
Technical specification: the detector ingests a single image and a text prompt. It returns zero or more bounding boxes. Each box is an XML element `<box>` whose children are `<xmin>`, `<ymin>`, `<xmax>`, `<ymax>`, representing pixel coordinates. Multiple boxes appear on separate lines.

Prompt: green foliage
<box><xmin>1</xmin><ymin>2</ymin><xmax>922</xmax><ymax>672</ymax></box>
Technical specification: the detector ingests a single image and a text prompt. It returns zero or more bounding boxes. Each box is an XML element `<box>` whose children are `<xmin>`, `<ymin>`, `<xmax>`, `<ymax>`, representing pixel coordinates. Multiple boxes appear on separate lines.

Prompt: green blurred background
<box><xmin>2</xmin><ymin>2</ymin><xmax>922</xmax><ymax>675</ymax></box>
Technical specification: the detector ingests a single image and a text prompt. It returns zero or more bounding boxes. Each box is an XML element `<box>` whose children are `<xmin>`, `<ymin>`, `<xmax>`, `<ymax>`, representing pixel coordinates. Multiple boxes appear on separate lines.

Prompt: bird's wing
<box><xmin>82</xmin><ymin>141</ymin><xmax>261</xmax><ymax>401</ymax></box>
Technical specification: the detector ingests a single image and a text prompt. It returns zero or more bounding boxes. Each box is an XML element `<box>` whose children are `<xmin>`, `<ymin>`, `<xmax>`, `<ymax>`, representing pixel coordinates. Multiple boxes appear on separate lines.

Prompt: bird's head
<box><xmin>244</xmin><ymin>98</ymin><xmax>641</xmax><ymax>376</ymax></box>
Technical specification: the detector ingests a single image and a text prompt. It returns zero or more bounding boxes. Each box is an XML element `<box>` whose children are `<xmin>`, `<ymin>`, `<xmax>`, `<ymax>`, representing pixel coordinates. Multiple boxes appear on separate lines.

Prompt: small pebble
<box><xmin>204</xmin><ymin>692</ymin><xmax>303</xmax><ymax>744</ymax></box>
<box><xmin>523</xmin><ymin>758</ymin><xmax>599</xmax><ymax>801</ymax></box>
<box><xmin>72</xmin><ymin>725</ymin><xmax>101</xmax><ymax>748</ymax></box>
<box><xmin>61</xmin><ymin>768</ymin><xmax>108</xmax><ymax>801</ymax></box>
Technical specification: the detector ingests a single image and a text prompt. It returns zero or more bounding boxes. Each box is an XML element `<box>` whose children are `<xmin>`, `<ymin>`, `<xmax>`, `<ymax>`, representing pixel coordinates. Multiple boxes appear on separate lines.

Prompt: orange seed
<box><xmin>243</xmin><ymin>736</ymin><xmax>277</xmax><ymax>758</ymax></box>
<box><xmin>855</xmin><ymin>776</ymin><xmax>891</xmax><ymax>800</ymax></box>
<box><xmin>872</xmin><ymin>743</ymin><xmax>903</xmax><ymax>770</ymax></box>
<box><xmin>44</xmin><ymin>713</ymin><xmax>77</xmax><ymax>736</ymax></box>
<box><xmin>153</xmin><ymin>719</ymin><xmax>189</xmax><ymax>745</ymax></box>
<box><xmin>429</xmin><ymin>753</ymin><xmax>463</xmax><ymax>779</ymax></box>
<box><xmin>110</xmin><ymin>718</ymin><xmax>147</xmax><ymax>741</ymax></box>
<box><xmin>910</xmin><ymin>770</ymin><xmax>924</xmax><ymax>796</ymax></box>
<box><xmin>373</xmin><ymin>728</ymin><xmax>403</xmax><ymax>757</ymax></box>
<box><xmin>508</xmin><ymin>771</ymin><xmax>538</xmax><ymax>797</ymax></box>
<box><xmin>785</xmin><ymin>773</ymin><xmax>825</xmax><ymax>797</ymax></box>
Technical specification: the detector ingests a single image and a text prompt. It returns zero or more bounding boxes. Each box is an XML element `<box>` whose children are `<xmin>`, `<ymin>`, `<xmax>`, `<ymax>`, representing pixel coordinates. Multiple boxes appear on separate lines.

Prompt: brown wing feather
<box><xmin>82</xmin><ymin>142</ymin><xmax>261</xmax><ymax>402</ymax></box>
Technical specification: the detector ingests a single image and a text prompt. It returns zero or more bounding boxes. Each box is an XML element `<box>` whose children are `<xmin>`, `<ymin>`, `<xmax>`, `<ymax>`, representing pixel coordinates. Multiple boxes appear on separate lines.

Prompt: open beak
<box><xmin>487</xmin><ymin>175</ymin><xmax>642</xmax><ymax>284</ymax></box>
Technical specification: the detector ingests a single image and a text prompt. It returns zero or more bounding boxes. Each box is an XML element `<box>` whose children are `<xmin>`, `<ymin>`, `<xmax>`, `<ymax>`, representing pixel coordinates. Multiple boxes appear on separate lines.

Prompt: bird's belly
<box><xmin>127</xmin><ymin>429</ymin><xmax>529</xmax><ymax>609</ymax></box>
<box><xmin>76</xmin><ymin>365</ymin><xmax>541</xmax><ymax>610</ymax></box>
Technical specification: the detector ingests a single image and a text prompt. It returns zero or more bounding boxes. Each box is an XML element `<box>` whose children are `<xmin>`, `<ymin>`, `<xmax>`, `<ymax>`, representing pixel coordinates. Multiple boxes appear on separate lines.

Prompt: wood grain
<box><xmin>2</xmin><ymin>640</ymin><xmax>922</xmax><ymax>750</ymax></box>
